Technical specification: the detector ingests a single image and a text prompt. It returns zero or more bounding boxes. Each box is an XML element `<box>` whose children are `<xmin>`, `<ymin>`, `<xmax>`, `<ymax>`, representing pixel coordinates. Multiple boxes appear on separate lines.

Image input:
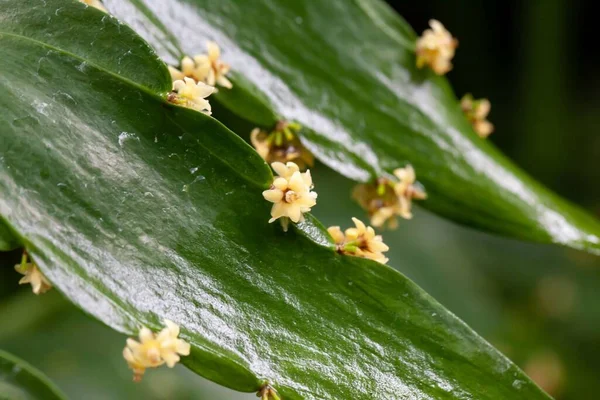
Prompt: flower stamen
<box><xmin>257</xmin><ymin>383</ymin><xmax>281</xmax><ymax>400</ymax></box>
<box><xmin>251</xmin><ymin>121</ymin><xmax>313</xmax><ymax>169</ymax></box>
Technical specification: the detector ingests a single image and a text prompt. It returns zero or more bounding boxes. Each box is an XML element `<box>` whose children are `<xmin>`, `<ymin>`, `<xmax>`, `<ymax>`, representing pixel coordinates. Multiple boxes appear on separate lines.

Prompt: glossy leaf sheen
<box><xmin>0</xmin><ymin>349</ymin><xmax>66</xmax><ymax>400</ymax></box>
<box><xmin>105</xmin><ymin>0</ymin><xmax>600</xmax><ymax>254</ymax></box>
<box><xmin>0</xmin><ymin>1</ymin><xmax>549</xmax><ymax>399</ymax></box>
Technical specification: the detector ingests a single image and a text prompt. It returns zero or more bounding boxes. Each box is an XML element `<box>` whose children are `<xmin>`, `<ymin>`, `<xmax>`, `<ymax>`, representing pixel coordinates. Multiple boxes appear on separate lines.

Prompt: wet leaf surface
<box><xmin>0</xmin><ymin>1</ymin><xmax>550</xmax><ymax>399</ymax></box>
<box><xmin>105</xmin><ymin>0</ymin><xmax>600</xmax><ymax>254</ymax></box>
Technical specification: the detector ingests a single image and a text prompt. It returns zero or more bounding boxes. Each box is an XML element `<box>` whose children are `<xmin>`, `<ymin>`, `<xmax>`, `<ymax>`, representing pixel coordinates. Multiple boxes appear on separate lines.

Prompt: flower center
<box><xmin>147</xmin><ymin>346</ymin><xmax>161</xmax><ymax>364</ymax></box>
<box><xmin>284</xmin><ymin>190</ymin><xmax>300</xmax><ymax>203</ymax></box>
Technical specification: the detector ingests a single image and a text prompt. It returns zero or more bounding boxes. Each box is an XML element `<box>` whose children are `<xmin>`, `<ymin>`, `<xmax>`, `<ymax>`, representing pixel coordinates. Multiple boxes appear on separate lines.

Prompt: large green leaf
<box><xmin>0</xmin><ymin>1</ymin><xmax>550</xmax><ymax>399</ymax></box>
<box><xmin>103</xmin><ymin>0</ymin><xmax>600</xmax><ymax>254</ymax></box>
<box><xmin>0</xmin><ymin>349</ymin><xmax>66</xmax><ymax>400</ymax></box>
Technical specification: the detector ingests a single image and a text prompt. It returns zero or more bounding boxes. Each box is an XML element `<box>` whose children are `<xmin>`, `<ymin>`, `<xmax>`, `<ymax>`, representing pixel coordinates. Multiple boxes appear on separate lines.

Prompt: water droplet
<box><xmin>190</xmin><ymin>167</ymin><xmax>199</xmax><ymax>174</ymax></box>
<box><xmin>512</xmin><ymin>380</ymin><xmax>524</xmax><ymax>389</ymax></box>
<box><xmin>32</xmin><ymin>100</ymin><xmax>49</xmax><ymax>116</ymax></box>
<box><xmin>76</xmin><ymin>61</ymin><xmax>87</xmax><ymax>72</ymax></box>
<box><xmin>182</xmin><ymin>175</ymin><xmax>205</xmax><ymax>192</ymax></box>
<box><xmin>118</xmin><ymin>132</ymin><xmax>139</xmax><ymax>147</ymax></box>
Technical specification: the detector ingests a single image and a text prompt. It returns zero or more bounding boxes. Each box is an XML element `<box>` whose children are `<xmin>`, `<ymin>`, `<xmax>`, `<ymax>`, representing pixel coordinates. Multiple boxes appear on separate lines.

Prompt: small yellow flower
<box><xmin>328</xmin><ymin>218</ymin><xmax>389</xmax><ymax>264</ymax></box>
<box><xmin>80</xmin><ymin>0</ymin><xmax>107</xmax><ymax>12</ymax></box>
<box><xmin>14</xmin><ymin>252</ymin><xmax>52</xmax><ymax>295</ymax></box>
<box><xmin>461</xmin><ymin>94</ymin><xmax>494</xmax><ymax>138</ymax></box>
<box><xmin>416</xmin><ymin>19</ymin><xmax>458</xmax><ymax>75</ymax></box>
<box><xmin>250</xmin><ymin>121</ymin><xmax>314</xmax><ymax>170</ymax></box>
<box><xmin>263</xmin><ymin>161</ymin><xmax>317</xmax><ymax>232</ymax></box>
<box><xmin>353</xmin><ymin>165</ymin><xmax>426</xmax><ymax>229</ymax></box>
<box><xmin>195</xmin><ymin>41</ymin><xmax>233</xmax><ymax>89</ymax></box>
<box><xmin>168</xmin><ymin>41</ymin><xmax>232</xmax><ymax>90</ymax></box>
<box><xmin>392</xmin><ymin>165</ymin><xmax>427</xmax><ymax>219</ymax></box>
<box><xmin>123</xmin><ymin>319</ymin><xmax>191</xmax><ymax>382</ymax></box>
<box><xmin>370</xmin><ymin>205</ymin><xmax>401</xmax><ymax>230</ymax></box>
<box><xmin>169</xmin><ymin>77</ymin><xmax>214</xmax><ymax>115</ymax></box>
<box><xmin>168</xmin><ymin>56</ymin><xmax>206</xmax><ymax>83</ymax></box>
<box><xmin>257</xmin><ymin>383</ymin><xmax>281</xmax><ymax>400</ymax></box>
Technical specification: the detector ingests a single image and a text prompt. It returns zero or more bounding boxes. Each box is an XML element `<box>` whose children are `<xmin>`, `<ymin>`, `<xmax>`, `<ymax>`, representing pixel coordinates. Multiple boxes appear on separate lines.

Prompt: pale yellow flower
<box><xmin>123</xmin><ymin>319</ymin><xmax>191</xmax><ymax>382</ymax></box>
<box><xmin>168</xmin><ymin>42</ymin><xmax>232</xmax><ymax>89</ymax></box>
<box><xmin>14</xmin><ymin>253</ymin><xmax>52</xmax><ymax>295</ymax></box>
<box><xmin>168</xmin><ymin>56</ymin><xmax>206</xmax><ymax>83</ymax></box>
<box><xmin>392</xmin><ymin>165</ymin><xmax>427</xmax><ymax>219</ymax></box>
<box><xmin>416</xmin><ymin>19</ymin><xmax>458</xmax><ymax>75</ymax></box>
<box><xmin>263</xmin><ymin>161</ymin><xmax>317</xmax><ymax>231</ymax></box>
<box><xmin>80</xmin><ymin>0</ymin><xmax>107</xmax><ymax>12</ymax></box>
<box><xmin>353</xmin><ymin>166</ymin><xmax>426</xmax><ymax>229</ymax></box>
<box><xmin>250</xmin><ymin>121</ymin><xmax>314</xmax><ymax>170</ymax></box>
<box><xmin>370</xmin><ymin>205</ymin><xmax>400</xmax><ymax>230</ymax></box>
<box><xmin>327</xmin><ymin>225</ymin><xmax>346</xmax><ymax>245</ymax></box>
<box><xmin>194</xmin><ymin>41</ymin><xmax>232</xmax><ymax>89</ymax></box>
<box><xmin>328</xmin><ymin>217</ymin><xmax>389</xmax><ymax>264</ymax></box>
<box><xmin>461</xmin><ymin>94</ymin><xmax>494</xmax><ymax>138</ymax></box>
<box><xmin>169</xmin><ymin>77</ymin><xmax>214</xmax><ymax>115</ymax></box>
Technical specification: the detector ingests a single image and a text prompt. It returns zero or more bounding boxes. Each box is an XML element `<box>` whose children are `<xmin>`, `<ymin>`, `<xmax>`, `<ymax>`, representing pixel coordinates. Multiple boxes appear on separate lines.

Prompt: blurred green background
<box><xmin>1</xmin><ymin>0</ymin><xmax>599</xmax><ymax>399</ymax></box>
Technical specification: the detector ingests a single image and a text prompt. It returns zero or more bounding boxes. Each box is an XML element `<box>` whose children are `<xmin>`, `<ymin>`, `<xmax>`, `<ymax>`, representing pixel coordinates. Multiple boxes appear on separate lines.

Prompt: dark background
<box><xmin>1</xmin><ymin>1</ymin><xmax>599</xmax><ymax>399</ymax></box>
<box><xmin>388</xmin><ymin>0</ymin><xmax>600</xmax><ymax>213</ymax></box>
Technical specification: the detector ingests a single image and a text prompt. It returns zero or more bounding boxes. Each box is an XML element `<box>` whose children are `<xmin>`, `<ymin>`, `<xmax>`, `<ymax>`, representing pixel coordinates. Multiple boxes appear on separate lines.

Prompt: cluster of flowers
<box><xmin>353</xmin><ymin>165</ymin><xmax>427</xmax><ymax>230</ymax></box>
<box><xmin>416</xmin><ymin>19</ymin><xmax>494</xmax><ymax>137</ymax></box>
<box><xmin>166</xmin><ymin>41</ymin><xmax>232</xmax><ymax>115</ymax></box>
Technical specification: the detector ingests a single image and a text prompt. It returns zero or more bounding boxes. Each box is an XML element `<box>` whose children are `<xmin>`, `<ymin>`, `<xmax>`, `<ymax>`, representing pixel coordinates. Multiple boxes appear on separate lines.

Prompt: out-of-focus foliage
<box><xmin>0</xmin><ymin>347</ymin><xmax>65</xmax><ymax>399</ymax></box>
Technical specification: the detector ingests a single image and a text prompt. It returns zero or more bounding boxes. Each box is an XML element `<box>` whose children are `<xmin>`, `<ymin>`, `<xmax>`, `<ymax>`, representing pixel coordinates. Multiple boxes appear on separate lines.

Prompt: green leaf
<box><xmin>0</xmin><ymin>220</ymin><xmax>20</xmax><ymax>251</ymax></box>
<box><xmin>0</xmin><ymin>349</ymin><xmax>66</xmax><ymax>400</ymax></box>
<box><xmin>0</xmin><ymin>1</ymin><xmax>550</xmax><ymax>398</ymax></box>
<box><xmin>105</xmin><ymin>0</ymin><xmax>600</xmax><ymax>254</ymax></box>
